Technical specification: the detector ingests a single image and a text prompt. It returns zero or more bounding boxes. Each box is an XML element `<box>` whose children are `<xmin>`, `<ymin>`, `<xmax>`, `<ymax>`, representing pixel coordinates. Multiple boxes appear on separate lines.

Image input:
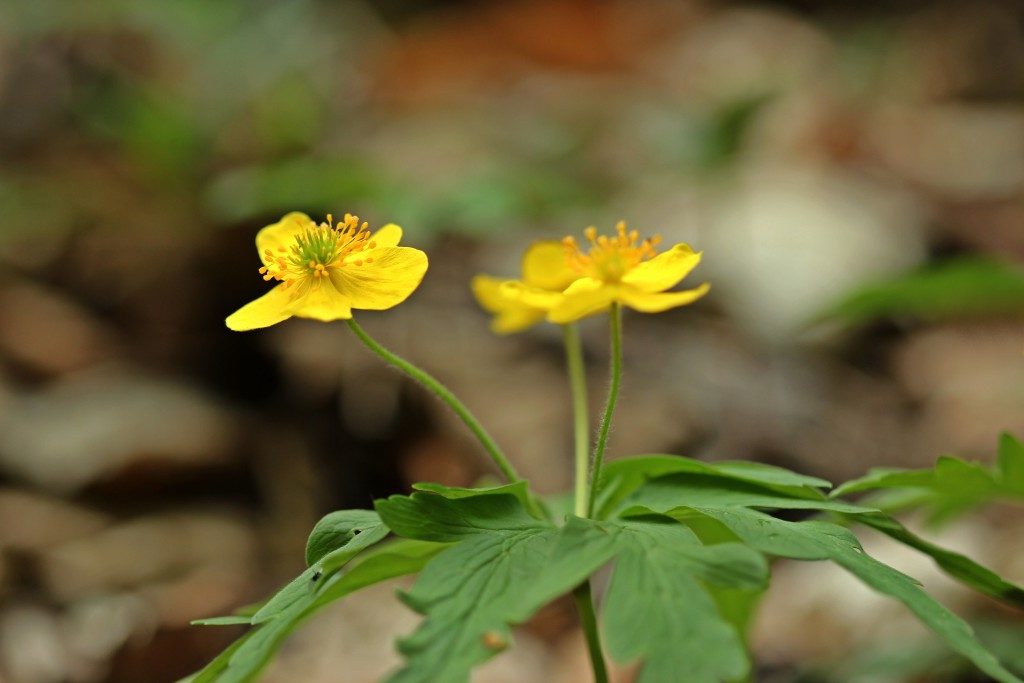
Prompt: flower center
<box><xmin>259</xmin><ymin>213</ymin><xmax>378</xmax><ymax>290</ymax></box>
<box><xmin>562</xmin><ymin>221</ymin><xmax>661</xmax><ymax>283</ymax></box>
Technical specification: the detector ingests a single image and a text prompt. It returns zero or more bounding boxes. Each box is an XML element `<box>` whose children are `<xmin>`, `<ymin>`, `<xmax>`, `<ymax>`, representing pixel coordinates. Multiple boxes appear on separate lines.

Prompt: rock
<box><xmin>0</xmin><ymin>282</ymin><xmax>119</xmax><ymax>377</ymax></box>
<box><xmin>0</xmin><ymin>369</ymin><xmax>239</xmax><ymax>494</ymax></box>
<box><xmin>701</xmin><ymin>163</ymin><xmax>927</xmax><ymax>343</ymax></box>
<box><xmin>894</xmin><ymin>323</ymin><xmax>1024</xmax><ymax>457</ymax></box>
<box><xmin>38</xmin><ymin>511</ymin><xmax>257</xmax><ymax>611</ymax></box>
<box><xmin>0</xmin><ymin>489</ymin><xmax>110</xmax><ymax>552</ymax></box>
<box><xmin>868</xmin><ymin>104</ymin><xmax>1024</xmax><ymax>200</ymax></box>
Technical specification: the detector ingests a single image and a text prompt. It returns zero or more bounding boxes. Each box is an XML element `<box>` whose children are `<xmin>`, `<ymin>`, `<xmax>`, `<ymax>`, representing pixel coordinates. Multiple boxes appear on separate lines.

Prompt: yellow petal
<box><xmin>500</xmin><ymin>280</ymin><xmax>563</xmax><ymax>310</ymax></box>
<box><xmin>617</xmin><ymin>282</ymin><xmax>711</xmax><ymax>313</ymax></box>
<box><xmin>492</xmin><ymin>306</ymin><xmax>547</xmax><ymax>334</ymax></box>
<box><xmin>255</xmin><ymin>212</ymin><xmax>313</xmax><ymax>266</ymax></box>
<box><xmin>328</xmin><ymin>246</ymin><xmax>428</xmax><ymax>310</ymax></box>
<box><xmin>289</xmin><ymin>281</ymin><xmax>353</xmax><ymax>321</ymax></box>
<box><xmin>621</xmin><ymin>244</ymin><xmax>701</xmax><ymax>293</ymax></box>
<box><xmin>472</xmin><ymin>275</ymin><xmax>512</xmax><ymax>314</ymax></box>
<box><xmin>521</xmin><ymin>240</ymin><xmax>579</xmax><ymax>291</ymax></box>
<box><xmin>471</xmin><ymin>276</ymin><xmax>548</xmax><ymax>334</ymax></box>
<box><xmin>547</xmin><ymin>278</ymin><xmax>616</xmax><ymax>324</ymax></box>
<box><xmin>226</xmin><ymin>285</ymin><xmax>294</xmax><ymax>331</ymax></box>
<box><xmin>370</xmin><ymin>223</ymin><xmax>403</xmax><ymax>249</ymax></box>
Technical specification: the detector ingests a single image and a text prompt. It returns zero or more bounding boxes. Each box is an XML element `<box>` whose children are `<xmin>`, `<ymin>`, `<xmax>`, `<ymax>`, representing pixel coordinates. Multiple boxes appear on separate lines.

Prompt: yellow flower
<box><xmin>471</xmin><ymin>240</ymin><xmax>579</xmax><ymax>334</ymax></box>
<box><xmin>545</xmin><ymin>221</ymin><xmax>709</xmax><ymax>323</ymax></box>
<box><xmin>226</xmin><ymin>212</ymin><xmax>428</xmax><ymax>331</ymax></box>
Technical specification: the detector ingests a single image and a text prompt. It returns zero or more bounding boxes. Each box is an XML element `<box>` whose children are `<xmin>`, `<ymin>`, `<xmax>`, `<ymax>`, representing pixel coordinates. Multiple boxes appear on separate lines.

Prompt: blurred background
<box><xmin>2</xmin><ymin>0</ymin><xmax>1024</xmax><ymax>681</ymax></box>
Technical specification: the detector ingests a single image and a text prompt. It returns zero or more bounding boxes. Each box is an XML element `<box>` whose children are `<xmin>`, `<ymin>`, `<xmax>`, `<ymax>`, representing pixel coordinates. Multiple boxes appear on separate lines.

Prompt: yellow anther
<box><xmin>562</xmin><ymin>220</ymin><xmax>662</xmax><ymax>283</ymax></box>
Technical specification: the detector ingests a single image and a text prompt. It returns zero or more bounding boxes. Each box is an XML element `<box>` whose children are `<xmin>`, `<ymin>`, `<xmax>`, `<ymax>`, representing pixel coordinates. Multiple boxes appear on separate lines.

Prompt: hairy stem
<box><xmin>346</xmin><ymin>318</ymin><xmax>521</xmax><ymax>484</ymax></box>
<box><xmin>586</xmin><ymin>303</ymin><xmax>622</xmax><ymax>517</ymax></box>
<box><xmin>573</xmin><ymin>581</ymin><xmax>610</xmax><ymax>683</ymax></box>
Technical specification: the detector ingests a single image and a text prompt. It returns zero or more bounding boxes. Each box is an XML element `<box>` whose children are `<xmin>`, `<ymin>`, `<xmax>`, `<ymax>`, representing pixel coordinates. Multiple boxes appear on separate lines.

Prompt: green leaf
<box><xmin>379</xmin><ymin>484</ymin><xmax>768</xmax><ymax>683</ymax></box>
<box><xmin>618</xmin><ymin>472</ymin><xmax>874</xmax><ymax>518</ymax></box>
<box><xmin>411</xmin><ymin>480</ymin><xmax>538</xmax><ymax>516</ymax></box>
<box><xmin>998</xmin><ymin>433</ymin><xmax>1024</xmax><ymax>493</ymax></box>
<box><xmin>539</xmin><ymin>515</ymin><xmax>766</xmax><ymax>683</ymax></box>
<box><xmin>376</xmin><ymin>485</ymin><xmax>540</xmax><ymax>543</ymax></box>
<box><xmin>831</xmin><ymin>437</ymin><xmax>1024</xmax><ymax>523</ymax></box>
<box><xmin>250</xmin><ymin>519</ymin><xmax>389</xmax><ymax>624</ymax></box>
<box><xmin>830</xmin><ymin>467</ymin><xmax>935</xmax><ymax>498</ymax></box>
<box><xmin>815</xmin><ymin>257</ymin><xmax>1024</xmax><ymax>327</ymax></box>
<box><xmin>387</xmin><ymin>528</ymin><xmax>561</xmax><ymax>683</ymax></box>
<box><xmin>376</xmin><ymin>489</ymin><xmax>589</xmax><ymax>683</ymax></box>
<box><xmin>847</xmin><ymin>512</ymin><xmax>1024</xmax><ymax>608</ymax></box>
<box><xmin>597</xmin><ymin>454</ymin><xmax>830</xmax><ymax>518</ymax></box>
<box><xmin>600</xmin><ymin>517</ymin><xmax>766</xmax><ymax>683</ymax></box>
<box><xmin>658</xmin><ymin>506</ymin><xmax>1023</xmax><ymax>683</ymax></box>
<box><xmin>186</xmin><ymin>540</ymin><xmax>444</xmax><ymax>683</ymax></box>
<box><xmin>191</xmin><ymin>616</ymin><xmax>252</xmax><ymax>627</ymax></box>
<box><xmin>305</xmin><ymin>509</ymin><xmax>383</xmax><ymax>566</ymax></box>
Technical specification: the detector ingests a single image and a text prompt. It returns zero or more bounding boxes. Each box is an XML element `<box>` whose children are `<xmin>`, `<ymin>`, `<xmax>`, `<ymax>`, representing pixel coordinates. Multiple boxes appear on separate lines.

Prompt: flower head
<box><xmin>547</xmin><ymin>221</ymin><xmax>709</xmax><ymax>323</ymax></box>
<box><xmin>226</xmin><ymin>212</ymin><xmax>428</xmax><ymax>331</ymax></box>
<box><xmin>474</xmin><ymin>221</ymin><xmax>710</xmax><ymax>330</ymax></box>
<box><xmin>471</xmin><ymin>240</ymin><xmax>578</xmax><ymax>334</ymax></box>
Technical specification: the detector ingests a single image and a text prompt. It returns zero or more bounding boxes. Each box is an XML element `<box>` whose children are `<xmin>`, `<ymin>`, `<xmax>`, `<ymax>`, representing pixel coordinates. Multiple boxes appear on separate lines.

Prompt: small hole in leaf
<box><xmin>352</xmin><ymin>529</ymin><xmax>361</xmax><ymax>535</ymax></box>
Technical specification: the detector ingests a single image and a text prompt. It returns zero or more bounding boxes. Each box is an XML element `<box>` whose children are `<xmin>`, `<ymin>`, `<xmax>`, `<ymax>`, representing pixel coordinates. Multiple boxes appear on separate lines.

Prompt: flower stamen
<box><xmin>563</xmin><ymin>221</ymin><xmax>661</xmax><ymax>283</ymax></box>
<box><xmin>257</xmin><ymin>213</ymin><xmax>379</xmax><ymax>288</ymax></box>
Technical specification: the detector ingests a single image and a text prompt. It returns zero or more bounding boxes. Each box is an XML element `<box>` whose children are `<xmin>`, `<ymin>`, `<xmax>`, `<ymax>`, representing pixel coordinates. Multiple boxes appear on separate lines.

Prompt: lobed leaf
<box><xmin>251</xmin><ymin>519</ymin><xmax>389</xmax><ymax>624</ymax></box>
<box><xmin>602</xmin><ymin>518</ymin><xmax>765</xmax><ymax>683</ymax></box>
<box><xmin>615</xmin><ymin>471</ymin><xmax>874</xmax><ymax>519</ymax></box>
<box><xmin>846</xmin><ymin>512</ymin><xmax>1024</xmax><ymax>608</ymax></box>
<box><xmin>596</xmin><ymin>454</ymin><xmax>830</xmax><ymax>519</ymax></box>
<box><xmin>831</xmin><ymin>434</ymin><xmax>1024</xmax><ymax>523</ymax></box>
<box><xmin>376</xmin><ymin>487</ymin><xmax>541</xmax><ymax>543</ymax></box>
<box><xmin>304</xmin><ymin>509</ymin><xmax>384</xmax><ymax>566</ymax></box>
<box><xmin>654</xmin><ymin>505</ymin><xmax>1023</xmax><ymax>683</ymax></box>
<box><xmin>376</xmin><ymin>488</ymin><xmax>593</xmax><ymax>682</ymax></box>
<box><xmin>184</xmin><ymin>540</ymin><xmax>445</xmax><ymax>683</ymax></box>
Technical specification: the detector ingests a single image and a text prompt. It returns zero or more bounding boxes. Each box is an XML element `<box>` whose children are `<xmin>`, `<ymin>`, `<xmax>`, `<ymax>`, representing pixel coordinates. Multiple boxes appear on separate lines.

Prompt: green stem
<box><xmin>564</xmin><ymin>324</ymin><xmax>591</xmax><ymax>518</ymax></box>
<box><xmin>586</xmin><ymin>303</ymin><xmax>622</xmax><ymax>518</ymax></box>
<box><xmin>573</xmin><ymin>581</ymin><xmax>610</xmax><ymax>683</ymax></box>
<box><xmin>345</xmin><ymin>318</ymin><xmax>521</xmax><ymax>484</ymax></box>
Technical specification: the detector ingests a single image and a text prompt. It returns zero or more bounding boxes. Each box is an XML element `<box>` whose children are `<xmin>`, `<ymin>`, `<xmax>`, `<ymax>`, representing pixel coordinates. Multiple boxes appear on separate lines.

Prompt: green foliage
<box><xmin>817</xmin><ymin>258</ymin><xmax>1024</xmax><ymax>326</ymax></box>
<box><xmin>832</xmin><ymin>432</ymin><xmax>1024</xmax><ymax>522</ymax></box>
<box><xmin>595</xmin><ymin>453</ymin><xmax>832</xmax><ymax>518</ymax></box>
<box><xmin>304</xmin><ymin>509</ymin><xmax>384</xmax><ymax>566</ymax></box>
<box><xmin>847</xmin><ymin>512</ymin><xmax>1024</xmax><ymax>607</ymax></box>
<box><xmin>374</xmin><ymin>488</ymin><xmax>599</xmax><ymax>683</ymax></box>
<box><xmin>620</xmin><ymin>497</ymin><xmax>1021</xmax><ymax>683</ymax></box>
<box><xmin>185</xmin><ymin>539</ymin><xmax>444</xmax><ymax>683</ymax></box>
<box><xmin>583</xmin><ymin>517</ymin><xmax>767</xmax><ymax>683</ymax></box>
<box><xmin>191</xmin><ymin>441</ymin><xmax>1024</xmax><ymax>683</ymax></box>
<box><xmin>250</xmin><ymin>514</ymin><xmax>388</xmax><ymax>625</ymax></box>
<box><xmin>192</xmin><ymin>448</ymin><xmax>1024</xmax><ymax>683</ymax></box>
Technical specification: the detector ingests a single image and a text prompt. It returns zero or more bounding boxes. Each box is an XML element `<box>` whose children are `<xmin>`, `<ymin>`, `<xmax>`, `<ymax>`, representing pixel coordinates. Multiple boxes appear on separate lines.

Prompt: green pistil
<box><xmin>291</xmin><ymin>227</ymin><xmax>341</xmax><ymax>269</ymax></box>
